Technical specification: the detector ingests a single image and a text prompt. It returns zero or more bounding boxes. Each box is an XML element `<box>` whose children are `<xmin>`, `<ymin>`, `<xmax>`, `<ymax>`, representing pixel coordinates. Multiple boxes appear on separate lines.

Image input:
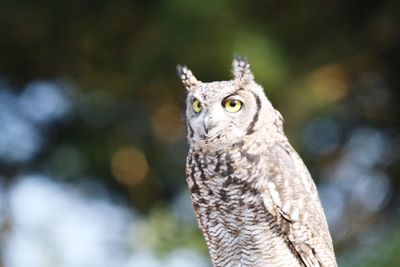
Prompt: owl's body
<box><xmin>178</xmin><ymin>57</ymin><xmax>337</xmax><ymax>267</ymax></box>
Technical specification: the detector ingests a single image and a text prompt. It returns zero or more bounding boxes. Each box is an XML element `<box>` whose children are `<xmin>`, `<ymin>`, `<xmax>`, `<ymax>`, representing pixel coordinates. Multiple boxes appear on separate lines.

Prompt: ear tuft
<box><xmin>177</xmin><ymin>65</ymin><xmax>199</xmax><ymax>91</ymax></box>
<box><xmin>232</xmin><ymin>54</ymin><xmax>254</xmax><ymax>84</ymax></box>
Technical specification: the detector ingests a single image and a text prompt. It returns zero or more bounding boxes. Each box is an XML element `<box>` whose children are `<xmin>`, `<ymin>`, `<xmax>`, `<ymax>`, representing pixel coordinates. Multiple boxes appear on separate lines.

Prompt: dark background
<box><xmin>0</xmin><ymin>0</ymin><xmax>399</xmax><ymax>266</ymax></box>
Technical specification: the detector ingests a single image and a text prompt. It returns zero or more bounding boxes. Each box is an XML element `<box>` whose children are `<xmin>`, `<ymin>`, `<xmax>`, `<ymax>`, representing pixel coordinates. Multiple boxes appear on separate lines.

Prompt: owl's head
<box><xmin>178</xmin><ymin>56</ymin><xmax>282</xmax><ymax>151</ymax></box>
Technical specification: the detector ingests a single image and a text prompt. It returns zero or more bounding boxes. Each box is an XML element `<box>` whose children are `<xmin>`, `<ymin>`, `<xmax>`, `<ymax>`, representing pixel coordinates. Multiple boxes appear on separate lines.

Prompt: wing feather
<box><xmin>258</xmin><ymin>142</ymin><xmax>337</xmax><ymax>267</ymax></box>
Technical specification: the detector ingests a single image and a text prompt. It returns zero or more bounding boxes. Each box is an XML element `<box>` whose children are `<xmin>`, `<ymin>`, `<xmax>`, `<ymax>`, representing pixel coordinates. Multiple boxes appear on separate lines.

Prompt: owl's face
<box><xmin>178</xmin><ymin>57</ymin><xmax>278</xmax><ymax>151</ymax></box>
<box><xmin>185</xmin><ymin>80</ymin><xmax>265</xmax><ymax>149</ymax></box>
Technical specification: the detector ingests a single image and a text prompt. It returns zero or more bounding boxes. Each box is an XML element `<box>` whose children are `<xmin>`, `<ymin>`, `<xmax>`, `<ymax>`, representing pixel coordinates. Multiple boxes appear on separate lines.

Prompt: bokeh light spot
<box><xmin>308</xmin><ymin>64</ymin><xmax>349</xmax><ymax>103</ymax></box>
<box><xmin>0</xmin><ymin>91</ymin><xmax>42</xmax><ymax>163</ymax></box>
<box><xmin>346</xmin><ymin>128</ymin><xmax>387</xmax><ymax>168</ymax></box>
<box><xmin>5</xmin><ymin>175</ymin><xmax>131</xmax><ymax>267</ymax></box>
<box><xmin>302</xmin><ymin>118</ymin><xmax>340</xmax><ymax>157</ymax></box>
<box><xmin>151</xmin><ymin>102</ymin><xmax>184</xmax><ymax>143</ymax></box>
<box><xmin>19</xmin><ymin>81</ymin><xmax>72</xmax><ymax>125</ymax></box>
<box><xmin>111</xmin><ymin>147</ymin><xmax>148</xmax><ymax>186</ymax></box>
<box><xmin>353</xmin><ymin>171</ymin><xmax>391</xmax><ymax>214</ymax></box>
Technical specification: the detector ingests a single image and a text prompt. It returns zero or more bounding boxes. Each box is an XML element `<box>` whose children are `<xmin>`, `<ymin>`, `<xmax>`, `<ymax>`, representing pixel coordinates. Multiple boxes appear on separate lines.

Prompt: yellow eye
<box><xmin>223</xmin><ymin>99</ymin><xmax>243</xmax><ymax>113</ymax></box>
<box><xmin>193</xmin><ymin>99</ymin><xmax>202</xmax><ymax>113</ymax></box>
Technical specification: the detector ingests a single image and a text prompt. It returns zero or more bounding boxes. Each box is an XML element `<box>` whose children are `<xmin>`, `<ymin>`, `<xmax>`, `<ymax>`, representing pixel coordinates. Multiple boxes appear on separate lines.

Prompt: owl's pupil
<box><xmin>230</xmin><ymin>101</ymin><xmax>236</xmax><ymax>107</ymax></box>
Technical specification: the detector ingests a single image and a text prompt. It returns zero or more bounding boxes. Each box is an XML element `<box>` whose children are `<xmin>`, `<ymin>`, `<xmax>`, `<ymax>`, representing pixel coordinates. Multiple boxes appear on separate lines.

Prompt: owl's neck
<box><xmin>190</xmin><ymin>128</ymin><xmax>285</xmax><ymax>156</ymax></box>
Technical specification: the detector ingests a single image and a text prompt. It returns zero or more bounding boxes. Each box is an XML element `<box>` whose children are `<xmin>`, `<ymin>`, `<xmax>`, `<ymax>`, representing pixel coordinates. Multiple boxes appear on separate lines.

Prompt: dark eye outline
<box><xmin>222</xmin><ymin>96</ymin><xmax>243</xmax><ymax>113</ymax></box>
<box><xmin>192</xmin><ymin>98</ymin><xmax>202</xmax><ymax>113</ymax></box>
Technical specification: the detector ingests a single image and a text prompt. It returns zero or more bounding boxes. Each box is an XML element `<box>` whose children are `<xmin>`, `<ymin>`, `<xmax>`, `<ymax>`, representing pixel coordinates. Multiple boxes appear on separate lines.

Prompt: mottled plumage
<box><xmin>177</xmin><ymin>56</ymin><xmax>337</xmax><ymax>267</ymax></box>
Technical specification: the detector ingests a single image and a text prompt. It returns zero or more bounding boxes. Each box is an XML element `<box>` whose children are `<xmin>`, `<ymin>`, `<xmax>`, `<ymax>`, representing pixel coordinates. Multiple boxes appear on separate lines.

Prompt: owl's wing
<box><xmin>259</xmin><ymin>142</ymin><xmax>336</xmax><ymax>267</ymax></box>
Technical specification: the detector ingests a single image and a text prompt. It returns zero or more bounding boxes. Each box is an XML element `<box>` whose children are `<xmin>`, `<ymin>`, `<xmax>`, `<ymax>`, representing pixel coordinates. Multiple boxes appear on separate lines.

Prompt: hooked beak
<box><xmin>203</xmin><ymin>116</ymin><xmax>214</xmax><ymax>134</ymax></box>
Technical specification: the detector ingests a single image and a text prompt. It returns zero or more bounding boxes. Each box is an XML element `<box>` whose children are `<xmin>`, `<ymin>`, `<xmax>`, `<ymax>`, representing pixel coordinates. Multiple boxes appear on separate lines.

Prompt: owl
<box><xmin>177</xmin><ymin>56</ymin><xmax>337</xmax><ymax>267</ymax></box>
